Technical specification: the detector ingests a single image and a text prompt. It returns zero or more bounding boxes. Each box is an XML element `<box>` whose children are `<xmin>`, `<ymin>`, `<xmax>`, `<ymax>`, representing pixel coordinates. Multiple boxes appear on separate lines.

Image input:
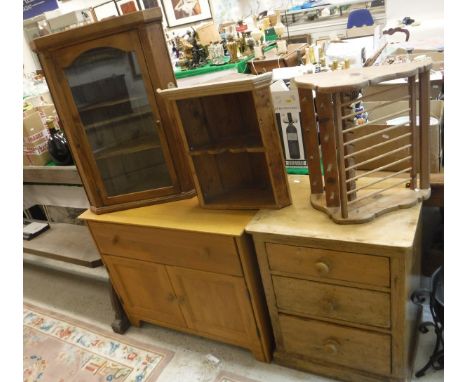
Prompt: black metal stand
<box><xmin>411</xmin><ymin>266</ymin><xmax>444</xmax><ymax>377</ymax></box>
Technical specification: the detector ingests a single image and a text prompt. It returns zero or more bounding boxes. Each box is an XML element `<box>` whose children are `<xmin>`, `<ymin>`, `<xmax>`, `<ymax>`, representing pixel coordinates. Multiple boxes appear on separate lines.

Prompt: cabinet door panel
<box><xmin>55</xmin><ymin>31</ymin><xmax>179</xmax><ymax>205</ymax></box>
<box><xmin>104</xmin><ymin>255</ymin><xmax>186</xmax><ymax>328</ymax></box>
<box><xmin>167</xmin><ymin>267</ymin><xmax>257</xmax><ymax>347</ymax></box>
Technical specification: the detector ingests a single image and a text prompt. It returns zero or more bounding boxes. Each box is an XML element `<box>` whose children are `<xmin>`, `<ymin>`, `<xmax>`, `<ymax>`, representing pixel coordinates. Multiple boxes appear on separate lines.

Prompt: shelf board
<box><xmin>205</xmin><ymin>187</ymin><xmax>275</xmax><ymax>209</ymax></box>
<box><xmin>85</xmin><ymin>108</ymin><xmax>152</xmax><ymax>131</ymax></box>
<box><xmin>189</xmin><ymin>135</ymin><xmax>264</xmax><ymax>156</ymax></box>
<box><xmin>23</xmin><ymin>222</ymin><xmax>102</xmax><ymax>268</ymax></box>
<box><xmin>78</xmin><ymin>96</ymin><xmax>144</xmax><ymax>113</ymax></box>
<box><xmin>94</xmin><ymin>136</ymin><xmax>161</xmax><ymax>160</ymax></box>
<box><xmin>23</xmin><ymin>165</ymin><xmax>82</xmax><ymax>185</ymax></box>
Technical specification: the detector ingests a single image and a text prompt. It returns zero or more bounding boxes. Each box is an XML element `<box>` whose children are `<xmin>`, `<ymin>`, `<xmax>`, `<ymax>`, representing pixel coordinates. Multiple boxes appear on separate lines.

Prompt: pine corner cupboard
<box><xmin>32</xmin><ymin>8</ymin><xmax>194</xmax><ymax>214</ymax></box>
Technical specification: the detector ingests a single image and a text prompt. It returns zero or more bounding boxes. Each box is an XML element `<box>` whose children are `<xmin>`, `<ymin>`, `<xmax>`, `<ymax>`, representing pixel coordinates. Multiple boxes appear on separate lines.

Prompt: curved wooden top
<box><xmin>157</xmin><ymin>73</ymin><xmax>272</xmax><ymax>100</ymax></box>
<box><xmin>293</xmin><ymin>59</ymin><xmax>432</xmax><ymax>93</ymax></box>
<box><xmin>32</xmin><ymin>8</ymin><xmax>163</xmax><ymax>53</ymax></box>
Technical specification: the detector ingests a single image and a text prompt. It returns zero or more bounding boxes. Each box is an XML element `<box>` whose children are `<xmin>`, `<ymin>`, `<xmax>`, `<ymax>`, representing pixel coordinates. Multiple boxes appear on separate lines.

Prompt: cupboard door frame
<box><xmin>166</xmin><ymin>266</ymin><xmax>259</xmax><ymax>348</ymax></box>
<box><xmin>52</xmin><ymin>31</ymin><xmax>181</xmax><ymax>207</ymax></box>
<box><xmin>103</xmin><ymin>255</ymin><xmax>187</xmax><ymax>328</ymax></box>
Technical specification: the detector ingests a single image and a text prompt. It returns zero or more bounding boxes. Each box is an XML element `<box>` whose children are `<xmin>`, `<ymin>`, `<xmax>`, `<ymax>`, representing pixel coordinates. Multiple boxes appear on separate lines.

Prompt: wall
<box><xmin>385</xmin><ymin>0</ymin><xmax>443</xmax><ymax>21</ymax></box>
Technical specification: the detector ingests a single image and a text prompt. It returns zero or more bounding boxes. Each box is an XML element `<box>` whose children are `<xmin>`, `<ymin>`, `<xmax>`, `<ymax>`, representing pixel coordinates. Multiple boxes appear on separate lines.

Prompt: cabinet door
<box><xmin>167</xmin><ymin>267</ymin><xmax>258</xmax><ymax>347</ymax></box>
<box><xmin>54</xmin><ymin>31</ymin><xmax>180</xmax><ymax>206</ymax></box>
<box><xmin>104</xmin><ymin>255</ymin><xmax>186</xmax><ymax>328</ymax></box>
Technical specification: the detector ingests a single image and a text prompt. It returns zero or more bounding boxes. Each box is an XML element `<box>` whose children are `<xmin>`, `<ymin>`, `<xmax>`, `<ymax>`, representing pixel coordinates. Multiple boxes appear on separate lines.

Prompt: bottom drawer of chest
<box><xmin>278</xmin><ymin>314</ymin><xmax>391</xmax><ymax>375</ymax></box>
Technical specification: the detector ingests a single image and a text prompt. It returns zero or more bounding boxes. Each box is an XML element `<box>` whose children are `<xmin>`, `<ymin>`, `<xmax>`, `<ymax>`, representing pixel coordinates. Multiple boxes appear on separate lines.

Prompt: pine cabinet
<box><xmin>81</xmin><ymin>196</ymin><xmax>273</xmax><ymax>361</ymax></box>
<box><xmin>246</xmin><ymin>174</ymin><xmax>422</xmax><ymax>382</ymax></box>
<box><xmin>32</xmin><ymin>9</ymin><xmax>194</xmax><ymax>214</ymax></box>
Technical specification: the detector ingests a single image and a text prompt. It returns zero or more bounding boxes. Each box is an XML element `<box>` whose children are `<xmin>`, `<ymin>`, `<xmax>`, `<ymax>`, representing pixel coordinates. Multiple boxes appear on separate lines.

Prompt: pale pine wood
<box><xmin>265</xmin><ymin>243</ymin><xmax>390</xmax><ymax>287</ymax></box>
<box><xmin>273</xmin><ymin>276</ymin><xmax>390</xmax><ymax>328</ymax></box>
<box><xmin>83</xmin><ymin>198</ymin><xmax>272</xmax><ymax>362</ymax></box>
<box><xmin>167</xmin><ymin>266</ymin><xmax>259</xmax><ymax>350</ymax></box>
<box><xmin>247</xmin><ymin>174</ymin><xmax>422</xmax><ymax>382</ymax></box>
<box><xmin>80</xmin><ymin>196</ymin><xmax>256</xmax><ymax>236</ymax></box>
<box><xmin>279</xmin><ymin>314</ymin><xmax>391</xmax><ymax>375</ymax></box>
<box><xmin>103</xmin><ymin>254</ymin><xmax>187</xmax><ymax>328</ymax></box>
<box><xmin>87</xmin><ymin>221</ymin><xmax>243</xmax><ymax>276</ymax></box>
<box><xmin>23</xmin><ymin>222</ymin><xmax>101</xmax><ymax>268</ymax></box>
<box><xmin>293</xmin><ymin>59</ymin><xmax>432</xmax><ymax>93</ymax></box>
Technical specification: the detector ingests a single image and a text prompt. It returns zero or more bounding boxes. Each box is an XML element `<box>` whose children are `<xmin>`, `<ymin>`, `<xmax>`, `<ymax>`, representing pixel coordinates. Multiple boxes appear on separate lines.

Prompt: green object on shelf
<box><xmin>174</xmin><ymin>44</ymin><xmax>278</xmax><ymax>79</ymax></box>
<box><xmin>264</xmin><ymin>27</ymin><xmax>278</xmax><ymax>42</ymax></box>
<box><xmin>286</xmin><ymin>167</ymin><xmax>308</xmax><ymax>175</ymax></box>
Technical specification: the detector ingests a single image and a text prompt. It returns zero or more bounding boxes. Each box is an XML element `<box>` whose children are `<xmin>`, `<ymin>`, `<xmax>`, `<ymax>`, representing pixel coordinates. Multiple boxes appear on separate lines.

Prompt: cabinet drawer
<box><xmin>279</xmin><ymin>314</ymin><xmax>391</xmax><ymax>375</ymax></box>
<box><xmin>266</xmin><ymin>243</ymin><xmax>389</xmax><ymax>287</ymax></box>
<box><xmin>88</xmin><ymin>221</ymin><xmax>242</xmax><ymax>276</ymax></box>
<box><xmin>273</xmin><ymin>276</ymin><xmax>390</xmax><ymax>328</ymax></box>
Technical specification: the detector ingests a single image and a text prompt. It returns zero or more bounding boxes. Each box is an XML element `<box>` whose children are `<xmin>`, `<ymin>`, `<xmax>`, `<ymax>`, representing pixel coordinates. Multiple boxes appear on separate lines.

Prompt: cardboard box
<box><xmin>23</xmin><ymin>104</ymin><xmax>55</xmax><ymax>166</ymax></box>
<box><xmin>270</xmin><ymin>81</ymin><xmax>307</xmax><ymax>170</ymax></box>
<box><xmin>352</xmin><ymin>100</ymin><xmax>443</xmax><ymax>173</ymax></box>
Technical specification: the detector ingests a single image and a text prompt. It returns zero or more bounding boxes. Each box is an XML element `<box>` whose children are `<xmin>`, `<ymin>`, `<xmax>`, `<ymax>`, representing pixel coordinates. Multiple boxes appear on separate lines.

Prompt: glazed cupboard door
<box><xmin>103</xmin><ymin>255</ymin><xmax>187</xmax><ymax>328</ymax></box>
<box><xmin>54</xmin><ymin>31</ymin><xmax>180</xmax><ymax>207</ymax></box>
<box><xmin>166</xmin><ymin>267</ymin><xmax>259</xmax><ymax>348</ymax></box>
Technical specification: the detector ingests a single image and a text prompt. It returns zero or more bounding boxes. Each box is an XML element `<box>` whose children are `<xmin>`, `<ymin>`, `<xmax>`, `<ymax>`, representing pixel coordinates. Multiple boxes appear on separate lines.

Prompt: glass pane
<box><xmin>64</xmin><ymin>47</ymin><xmax>172</xmax><ymax>197</ymax></box>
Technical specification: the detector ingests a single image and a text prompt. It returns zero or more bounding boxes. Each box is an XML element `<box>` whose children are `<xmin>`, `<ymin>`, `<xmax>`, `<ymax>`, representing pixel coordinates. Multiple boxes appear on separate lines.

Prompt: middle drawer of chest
<box><xmin>273</xmin><ymin>276</ymin><xmax>391</xmax><ymax>328</ymax></box>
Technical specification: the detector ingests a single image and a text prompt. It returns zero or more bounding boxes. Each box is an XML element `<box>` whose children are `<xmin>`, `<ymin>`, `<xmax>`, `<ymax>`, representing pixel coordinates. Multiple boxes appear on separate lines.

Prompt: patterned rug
<box><xmin>23</xmin><ymin>303</ymin><xmax>174</xmax><ymax>382</ymax></box>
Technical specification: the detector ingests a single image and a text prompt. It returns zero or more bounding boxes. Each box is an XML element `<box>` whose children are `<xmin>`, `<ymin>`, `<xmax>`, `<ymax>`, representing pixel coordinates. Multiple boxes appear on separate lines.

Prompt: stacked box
<box><xmin>23</xmin><ymin>104</ymin><xmax>56</xmax><ymax>166</ymax></box>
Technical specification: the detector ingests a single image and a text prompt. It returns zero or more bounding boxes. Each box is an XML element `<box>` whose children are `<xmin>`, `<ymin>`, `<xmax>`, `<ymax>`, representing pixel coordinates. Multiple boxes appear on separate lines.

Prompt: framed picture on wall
<box><xmin>160</xmin><ymin>0</ymin><xmax>212</xmax><ymax>27</ymax></box>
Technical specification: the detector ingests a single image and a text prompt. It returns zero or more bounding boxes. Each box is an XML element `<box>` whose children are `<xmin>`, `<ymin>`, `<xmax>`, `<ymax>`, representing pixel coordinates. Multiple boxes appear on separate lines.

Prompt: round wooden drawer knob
<box><xmin>323</xmin><ymin>340</ymin><xmax>339</xmax><ymax>355</ymax></box>
<box><xmin>112</xmin><ymin>235</ymin><xmax>119</xmax><ymax>244</ymax></box>
<box><xmin>315</xmin><ymin>262</ymin><xmax>330</xmax><ymax>274</ymax></box>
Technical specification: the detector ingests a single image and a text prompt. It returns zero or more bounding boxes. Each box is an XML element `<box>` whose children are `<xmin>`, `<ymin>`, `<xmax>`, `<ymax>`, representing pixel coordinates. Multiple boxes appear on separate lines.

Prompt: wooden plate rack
<box><xmin>294</xmin><ymin>60</ymin><xmax>432</xmax><ymax>224</ymax></box>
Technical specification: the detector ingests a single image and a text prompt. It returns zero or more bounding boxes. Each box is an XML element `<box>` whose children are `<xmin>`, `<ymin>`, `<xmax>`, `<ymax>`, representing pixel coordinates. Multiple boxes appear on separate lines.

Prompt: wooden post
<box><xmin>333</xmin><ymin>93</ymin><xmax>349</xmax><ymax>218</ymax></box>
<box><xmin>340</xmin><ymin>91</ymin><xmax>358</xmax><ymax>201</ymax></box>
<box><xmin>316</xmin><ymin>92</ymin><xmax>340</xmax><ymax>207</ymax></box>
<box><xmin>419</xmin><ymin>68</ymin><xmax>431</xmax><ymax>189</ymax></box>
<box><xmin>408</xmin><ymin>76</ymin><xmax>418</xmax><ymax>189</ymax></box>
<box><xmin>298</xmin><ymin>88</ymin><xmax>323</xmax><ymax>194</ymax></box>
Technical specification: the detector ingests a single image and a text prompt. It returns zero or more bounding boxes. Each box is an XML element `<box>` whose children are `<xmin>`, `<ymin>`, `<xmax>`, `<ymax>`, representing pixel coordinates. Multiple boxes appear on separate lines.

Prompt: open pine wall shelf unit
<box><xmin>31</xmin><ymin>8</ymin><xmax>195</xmax><ymax>214</ymax></box>
<box><xmin>158</xmin><ymin>73</ymin><xmax>291</xmax><ymax>210</ymax></box>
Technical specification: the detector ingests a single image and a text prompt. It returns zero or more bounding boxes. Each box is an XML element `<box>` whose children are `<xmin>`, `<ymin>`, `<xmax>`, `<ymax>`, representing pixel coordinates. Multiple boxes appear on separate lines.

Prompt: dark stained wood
<box><xmin>109</xmin><ymin>281</ymin><xmax>131</xmax><ymax>334</ymax></box>
<box><xmin>23</xmin><ymin>166</ymin><xmax>82</xmax><ymax>185</ymax></box>
<box><xmin>316</xmin><ymin>92</ymin><xmax>340</xmax><ymax>207</ymax></box>
<box><xmin>23</xmin><ymin>222</ymin><xmax>102</xmax><ymax>268</ymax></box>
<box><xmin>419</xmin><ymin>69</ymin><xmax>431</xmax><ymax>189</ymax></box>
<box><xmin>298</xmin><ymin>88</ymin><xmax>323</xmax><ymax>194</ymax></box>
<box><xmin>159</xmin><ymin>76</ymin><xmax>291</xmax><ymax>209</ymax></box>
<box><xmin>33</xmin><ymin>9</ymin><xmax>194</xmax><ymax>214</ymax></box>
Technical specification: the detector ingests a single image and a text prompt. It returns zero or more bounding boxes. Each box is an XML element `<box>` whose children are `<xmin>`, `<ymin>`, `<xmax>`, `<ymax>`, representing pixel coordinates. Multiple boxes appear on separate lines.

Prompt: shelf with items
<box><xmin>78</xmin><ymin>95</ymin><xmax>145</xmax><ymax>113</ymax></box>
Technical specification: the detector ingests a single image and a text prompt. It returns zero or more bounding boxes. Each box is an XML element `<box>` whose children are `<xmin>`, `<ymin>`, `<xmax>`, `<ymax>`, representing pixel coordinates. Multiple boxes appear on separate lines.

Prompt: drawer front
<box><xmin>88</xmin><ymin>221</ymin><xmax>243</xmax><ymax>276</ymax></box>
<box><xmin>266</xmin><ymin>243</ymin><xmax>390</xmax><ymax>287</ymax></box>
<box><xmin>273</xmin><ymin>276</ymin><xmax>390</xmax><ymax>328</ymax></box>
<box><xmin>279</xmin><ymin>314</ymin><xmax>391</xmax><ymax>375</ymax></box>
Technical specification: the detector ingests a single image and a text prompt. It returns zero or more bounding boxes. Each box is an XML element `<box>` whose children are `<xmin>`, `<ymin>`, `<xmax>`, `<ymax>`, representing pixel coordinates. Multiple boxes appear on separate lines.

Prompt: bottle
<box><xmin>46</xmin><ymin>117</ymin><xmax>73</xmax><ymax>165</ymax></box>
<box><xmin>286</xmin><ymin>113</ymin><xmax>300</xmax><ymax>159</ymax></box>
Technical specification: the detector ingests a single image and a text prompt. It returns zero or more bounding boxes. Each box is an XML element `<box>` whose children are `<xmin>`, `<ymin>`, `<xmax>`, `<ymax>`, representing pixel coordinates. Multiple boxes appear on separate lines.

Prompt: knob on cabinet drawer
<box><xmin>323</xmin><ymin>339</ymin><xmax>339</xmax><ymax>355</ymax></box>
<box><xmin>315</xmin><ymin>261</ymin><xmax>330</xmax><ymax>275</ymax></box>
<box><xmin>112</xmin><ymin>235</ymin><xmax>119</xmax><ymax>244</ymax></box>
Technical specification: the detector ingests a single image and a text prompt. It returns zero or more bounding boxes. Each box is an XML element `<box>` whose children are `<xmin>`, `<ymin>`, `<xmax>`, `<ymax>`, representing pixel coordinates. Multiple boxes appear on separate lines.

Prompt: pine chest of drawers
<box><xmin>246</xmin><ymin>175</ymin><xmax>422</xmax><ymax>382</ymax></box>
<box><xmin>80</xmin><ymin>196</ymin><xmax>273</xmax><ymax>361</ymax></box>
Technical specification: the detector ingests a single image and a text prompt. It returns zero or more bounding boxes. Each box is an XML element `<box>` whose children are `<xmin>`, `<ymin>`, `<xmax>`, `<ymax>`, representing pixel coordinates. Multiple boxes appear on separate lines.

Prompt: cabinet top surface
<box><xmin>80</xmin><ymin>196</ymin><xmax>257</xmax><ymax>236</ymax></box>
<box><xmin>32</xmin><ymin>8</ymin><xmax>162</xmax><ymax>52</ymax></box>
<box><xmin>246</xmin><ymin>175</ymin><xmax>422</xmax><ymax>249</ymax></box>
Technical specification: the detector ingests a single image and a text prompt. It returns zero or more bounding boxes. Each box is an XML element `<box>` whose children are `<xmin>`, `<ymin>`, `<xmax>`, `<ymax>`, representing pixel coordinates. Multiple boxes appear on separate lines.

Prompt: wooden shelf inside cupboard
<box><xmin>158</xmin><ymin>73</ymin><xmax>291</xmax><ymax>209</ymax></box>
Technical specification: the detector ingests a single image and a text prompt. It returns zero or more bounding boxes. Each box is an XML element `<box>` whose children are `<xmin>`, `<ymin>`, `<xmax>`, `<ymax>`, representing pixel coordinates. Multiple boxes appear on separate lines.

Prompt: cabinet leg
<box><xmin>251</xmin><ymin>346</ymin><xmax>271</xmax><ymax>363</ymax></box>
<box><xmin>109</xmin><ymin>282</ymin><xmax>130</xmax><ymax>334</ymax></box>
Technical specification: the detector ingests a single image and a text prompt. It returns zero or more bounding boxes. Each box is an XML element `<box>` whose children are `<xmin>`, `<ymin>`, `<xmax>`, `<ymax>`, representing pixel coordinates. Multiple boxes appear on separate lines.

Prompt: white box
<box><xmin>270</xmin><ymin>81</ymin><xmax>307</xmax><ymax>170</ymax></box>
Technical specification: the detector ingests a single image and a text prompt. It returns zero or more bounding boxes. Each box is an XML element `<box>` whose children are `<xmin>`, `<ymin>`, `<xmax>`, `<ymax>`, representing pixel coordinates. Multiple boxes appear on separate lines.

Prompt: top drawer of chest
<box><xmin>265</xmin><ymin>243</ymin><xmax>390</xmax><ymax>287</ymax></box>
<box><xmin>88</xmin><ymin>221</ymin><xmax>243</xmax><ymax>276</ymax></box>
